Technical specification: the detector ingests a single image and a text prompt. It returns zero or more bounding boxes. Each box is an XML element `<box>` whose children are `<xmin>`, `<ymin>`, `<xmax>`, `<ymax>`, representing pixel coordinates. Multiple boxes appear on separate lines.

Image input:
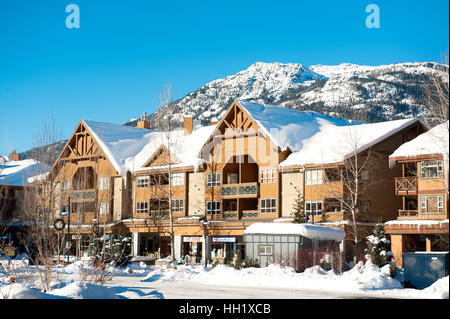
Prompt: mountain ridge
<box><xmin>124</xmin><ymin>61</ymin><xmax>448</xmax><ymax>128</ymax></box>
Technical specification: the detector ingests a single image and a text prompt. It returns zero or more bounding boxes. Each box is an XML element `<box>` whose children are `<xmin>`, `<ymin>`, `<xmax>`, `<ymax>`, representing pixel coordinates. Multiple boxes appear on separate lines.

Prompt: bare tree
<box><xmin>423</xmin><ymin>53</ymin><xmax>449</xmax><ymax>194</ymax></box>
<box><xmin>322</xmin><ymin>125</ymin><xmax>384</xmax><ymax>262</ymax></box>
<box><xmin>18</xmin><ymin>118</ymin><xmax>66</xmax><ymax>291</ymax></box>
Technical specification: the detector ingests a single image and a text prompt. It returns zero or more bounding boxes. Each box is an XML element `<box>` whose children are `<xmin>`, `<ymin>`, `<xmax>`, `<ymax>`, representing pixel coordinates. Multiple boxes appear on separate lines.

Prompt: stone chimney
<box><xmin>137</xmin><ymin>112</ymin><xmax>151</xmax><ymax>129</ymax></box>
<box><xmin>184</xmin><ymin>117</ymin><xmax>193</xmax><ymax>135</ymax></box>
<box><xmin>9</xmin><ymin>150</ymin><xmax>20</xmax><ymax>161</ymax></box>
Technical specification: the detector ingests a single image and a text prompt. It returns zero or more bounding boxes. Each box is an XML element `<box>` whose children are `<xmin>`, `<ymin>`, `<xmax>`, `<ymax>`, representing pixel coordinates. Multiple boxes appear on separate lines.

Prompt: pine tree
<box><xmin>366</xmin><ymin>223</ymin><xmax>393</xmax><ymax>268</ymax></box>
<box><xmin>291</xmin><ymin>191</ymin><xmax>306</xmax><ymax>223</ymax></box>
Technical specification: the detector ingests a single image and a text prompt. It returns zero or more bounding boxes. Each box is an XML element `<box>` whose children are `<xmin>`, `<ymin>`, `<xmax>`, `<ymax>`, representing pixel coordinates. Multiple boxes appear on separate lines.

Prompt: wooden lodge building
<box><xmin>44</xmin><ymin>99</ymin><xmax>432</xmax><ymax>265</ymax></box>
<box><xmin>0</xmin><ymin>152</ymin><xmax>43</xmax><ymax>257</ymax></box>
<box><xmin>385</xmin><ymin>122</ymin><xmax>449</xmax><ymax>268</ymax></box>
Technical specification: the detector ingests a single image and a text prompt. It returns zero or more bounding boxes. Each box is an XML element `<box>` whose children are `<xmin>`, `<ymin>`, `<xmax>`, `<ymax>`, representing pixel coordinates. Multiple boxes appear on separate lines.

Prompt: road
<box><xmin>104</xmin><ymin>274</ymin><xmax>404</xmax><ymax>299</ymax></box>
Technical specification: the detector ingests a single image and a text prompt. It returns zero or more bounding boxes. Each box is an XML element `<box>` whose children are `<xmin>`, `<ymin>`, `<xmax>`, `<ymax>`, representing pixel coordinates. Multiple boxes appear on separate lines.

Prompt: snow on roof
<box><xmin>279</xmin><ymin>117</ymin><xmax>422</xmax><ymax>167</ymax></box>
<box><xmin>236</xmin><ymin>100</ymin><xmax>422</xmax><ymax>167</ymax></box>
<box><xmin>237</xmin><ymin>99</ymin><xmax>353</xmax><ymax>152</ymax></box>
<box><xmin>0</xmin><ymin>158</ymin><xmax>46</xmax><ymax>186</ymax></box>
<box><xmin>83</xmin><ymin>120</ymin><xmax>216</xmax><ymax>178</ymax></box>
<box><xmin>244</xmin><ymin>222</ymin><xmax>345</xmax><ymax>242</ymax></box>
<box><xmin>389</xmin><ymin>121</ymin><xmax>449</xmax><ymax>161</ymax></box>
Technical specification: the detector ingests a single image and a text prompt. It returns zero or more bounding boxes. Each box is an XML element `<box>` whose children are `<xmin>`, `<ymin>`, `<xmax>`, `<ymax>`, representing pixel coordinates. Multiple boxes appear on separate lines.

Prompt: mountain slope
<box><xmin>126</xmin><ymin>61</ymin><xmax>448</xmax><ymax>128</ymax></box>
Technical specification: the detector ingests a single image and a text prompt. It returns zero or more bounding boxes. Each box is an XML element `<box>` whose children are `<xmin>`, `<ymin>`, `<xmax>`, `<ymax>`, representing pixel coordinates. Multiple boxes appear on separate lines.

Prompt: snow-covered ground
<box><xmin>0</xmin><ymin>256</ymin><xmax>447</xmax><ymax>299</ymax></box>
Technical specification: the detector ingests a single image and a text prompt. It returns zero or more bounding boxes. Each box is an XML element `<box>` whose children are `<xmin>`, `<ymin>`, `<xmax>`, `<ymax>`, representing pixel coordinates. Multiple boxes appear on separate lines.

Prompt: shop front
<box><xmin>182</xmin><ymin>236</ymin><xmax>203</xmax><ymax>263</ymax></box>
<box><xmin>210</xmin><ymin>236</ymin><xmax>244</xmax><ymax>264</ymax></box>
<box><xmin>138</xmin><ymin>233</ymin><xmax>171</xmax><ymax>258</ymax></box>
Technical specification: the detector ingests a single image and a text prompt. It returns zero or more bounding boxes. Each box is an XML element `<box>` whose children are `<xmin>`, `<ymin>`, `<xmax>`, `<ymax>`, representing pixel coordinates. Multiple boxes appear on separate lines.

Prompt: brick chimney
<box><xmin>137</xmin><ymin>112</ymin><xmax>151</xmax><ymax>129</ymax></box>
<box><xmin>9</xmin><ymin>150</ymin><xmax>20</xmax><ymax>161</ymax></box>
<box><xmin>184</xmin><ymin>117</ymin><xmax>193</xmax><ymax>135</ymax></box>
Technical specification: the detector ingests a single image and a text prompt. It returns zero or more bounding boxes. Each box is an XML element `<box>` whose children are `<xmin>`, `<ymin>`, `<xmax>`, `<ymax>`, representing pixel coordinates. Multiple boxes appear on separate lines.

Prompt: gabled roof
<box><xmin>389</xmin><ymin>121</ymin><xmax>448</xmax><ymax>162</ymax></box>
<box><xmin>237</xmin><ymin>99</ymin><xmax>354</xmax><ymax>152</ymax></box>
<box><xmin>82</xmin><ymin>120</ymin><xmax>216</xmax><ymax>177</ymax></box>
<box><xmin>197</xmin><ymin>99</ymin><xmax>425</xmax><ymax>167</ymax></box>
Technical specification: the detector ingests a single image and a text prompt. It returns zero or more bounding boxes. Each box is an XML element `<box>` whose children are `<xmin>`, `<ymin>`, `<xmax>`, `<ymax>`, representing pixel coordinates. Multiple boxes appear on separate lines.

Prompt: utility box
<box><xmin>403</xmin><ymin>252</ymin><xmax>449</xmax><ymax>289</ymax></box>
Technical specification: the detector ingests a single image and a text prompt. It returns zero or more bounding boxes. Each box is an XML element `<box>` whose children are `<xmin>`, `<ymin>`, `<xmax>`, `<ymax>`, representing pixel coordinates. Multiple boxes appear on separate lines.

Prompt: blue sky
<box><xmin>0</xmin><ymin>0</ymin><xmax>448</xmax><ymax>155</ymax></box>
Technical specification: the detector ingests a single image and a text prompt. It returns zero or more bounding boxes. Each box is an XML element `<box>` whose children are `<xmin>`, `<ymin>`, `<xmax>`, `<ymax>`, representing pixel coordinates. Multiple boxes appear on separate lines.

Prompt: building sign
<box><xmin>183</xmin><ymin>236</ymin><xmax>202</xmax><ymax>243</ymax></box>
<box><xmin>212</xmin><ymin>237</ymin><xmax>236</xmax><ymax>243</ymax></box>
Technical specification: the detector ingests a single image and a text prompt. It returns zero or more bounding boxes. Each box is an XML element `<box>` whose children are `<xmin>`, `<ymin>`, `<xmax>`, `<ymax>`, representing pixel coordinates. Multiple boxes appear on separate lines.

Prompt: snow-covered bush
<box><xmin>366</xmin><ymin>223</ymin><xmax>396</xmax><ymax>277</ymax></box>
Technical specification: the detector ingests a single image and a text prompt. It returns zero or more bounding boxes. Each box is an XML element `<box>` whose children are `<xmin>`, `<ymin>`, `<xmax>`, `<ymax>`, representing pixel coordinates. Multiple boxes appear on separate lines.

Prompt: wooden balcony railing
<box><xmin>395</xmin><ymin>177</ymin><xmax>417</xmax><ymax>195</ymax></box>
<box><xmin>220</xmin><ymin>182</ymin><xmax>259</xmax><ymax>198</ymax></box>
<box><xmin>398</xmin><ymin>210</ymin><xmax>418</xmax><ymax>217</ymax></box>
<box><xmin>242</xmin><ymin>210</ymin><xmax>259</xmax><ymax>218</ymax></box>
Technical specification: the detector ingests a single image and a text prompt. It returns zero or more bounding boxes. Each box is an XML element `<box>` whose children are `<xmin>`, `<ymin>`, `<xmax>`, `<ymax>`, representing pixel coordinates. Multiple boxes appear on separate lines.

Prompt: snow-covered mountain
<box><xmin>125</xmin><ymin>61</ymin><xmax>448</xmax><ymax>128</ymax></box>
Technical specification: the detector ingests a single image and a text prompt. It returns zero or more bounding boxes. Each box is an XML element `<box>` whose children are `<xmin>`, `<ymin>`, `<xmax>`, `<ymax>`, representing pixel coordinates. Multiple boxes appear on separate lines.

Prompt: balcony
<box><xmin>242</xmin><ymin>210</ymin><xmax>259</xmax><ymax>218</ymax></box>
<box><xmin>220</xmin><ymin>182</ymin><xmax>259</xmax><ymax>198</ymax></box>
<box><xmin>395</xmin><ymin>177</ymin><xmax>417</xmax><ymax>196</ymax></box>
<box><xmin>398</xmin><ymin>210</ymin><xmax>419</xmax><ymax>218</ymax></box>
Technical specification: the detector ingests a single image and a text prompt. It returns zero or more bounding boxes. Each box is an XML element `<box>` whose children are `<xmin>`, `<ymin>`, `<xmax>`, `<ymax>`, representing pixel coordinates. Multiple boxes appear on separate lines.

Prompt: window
<box><xmin>62</xmin><ymin>180</ymin><xmax>72</xmax><ymax>192</ymax></box>
<box><xmin>258</xmin><ymin>245</ymin><xmax>273</xmax><ymax>256</ymax></box>
<box><xmin>260</xmin><ymin>168</ymin><xmax>277</xmax><ymax>184</ymax></box>
<box><xmin>260</xmin><ymin>198</ymin><xmax>276</xmax><ymax>213</ymax></box>
<box><xmin>170</xmin><ymin>173</ymin><xmax>184</xmax><ymax>186</ymax></box>
<box><xmin>99</xmin><ymin>202</ymin><xmax>110</xmax><ymax>215</ymax></box>
<box><xmin>137</xmin><ymin>176</ymin><xmax>149</xmax><ymax>188</ymax></box>
<box><xmin>207</xmin><ymin>173</ymin><xmax>221</xmax><ymax>187</ymax></box>
<box><xmin>149</xmin><ymin>174</ymin><xmax>169</xmax><ymax>185</ymax></box>
<box><xmin>420</xmin><ymin>160</ymin><xmax>443</xmax><ymax>179</ymax></box>
<box><xmin>172</xmin><ymin>199</ymin><xmax>184</xmax><ymax>212</ymax></box>
<box><xmin>420</xmin><ymin>195</ymin><xmax>444</xmax><ymax>214</ymax></box>
<box><xmin>305</xmin><ymin>170</ymin><xmax>323</xmax><ymax>185</ymax></box>
<box><xmin>360</xmin><ymin>200</ymin><xmax>370</xmax><ymax>213</ymax></box>
<box><xmin>136</xmin><ymin>201</ymin><xmax>149</xmax><ymax>214</ymax></box>
<box><xmin>98</xmin><ymin>177</ymin><xmax>110</xmax><ymax>190</ymax></box>
<box><xmin>324</xmin><ymin>198</ymin><xmax>341</xmax><ymax>212</ymax></box>
<box><xmin>227</xmin><ymin>173</ymin><xmax>238</xmax><ymax>184</ymax></box>
<box><xmin>305</xmin><ymin>201</ymin><xmax>323</xmax><ymax>216</ymax></box>
<box><xmin>325</xmin><ymin>168</ymin><xmax>341</xmax><ymax>183</ymax></box>
<box><xmin>206</xmin><ymin>201</ymin><xmax>221</xmax><ymax>215</ymax></box>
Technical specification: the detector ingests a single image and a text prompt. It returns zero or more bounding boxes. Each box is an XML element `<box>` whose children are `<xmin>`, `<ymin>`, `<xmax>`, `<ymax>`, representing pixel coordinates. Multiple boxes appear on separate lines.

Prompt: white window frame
<box><xmin>420</xmin><ymin>195</ymin><xmax>444</xmax><ymax>214</ymax></box>
<box><xmin>170</xmin><ymin>173</ymin><xmax>184</xmax><ymax>186</ymax></box>
<box><xmin>420</xmin><ymin>160</ymin><xmax>444</xmax><ymax>179</ymax></box>
<box><xmin>98</xmin><ymin>177</ymin><xmax>110</xmax><ymax>190</ymax></box>
<box><xmin>260</xmin><ymin>168</ymin><xmax>277</xmax><ymax>184</ymax></box>
<box><xmin>137</xmin><ymin>176</ymin><xmax>149</xmax><ymax>188</ymax></box>
<box><xmin>258</xmin><ymin>245</ymin><xmax>273</xmax><ymax>256</ymax></box>
<box><xmin>305</xmin><ymin>200</ymin><xmax>323</xmax><ymax>216</ymax></box>
<box><xmin>207</xmin><ymin>173</ymin><xmax>221</xmax><ymax>187</ymax></box>
<box><xmin>260</xmin><ymin>198</ymin><xmax>277</xmax><ymax>213</ymax></box>
<box><xmin>305</xmin><ymin>169</ymin><xmax>323</xmax><ymax>185</ymax></box>
<box><xmin>206</xmin><ymin>201</ymin><xmax>221</xmax><ymax>215</ymax></box>
<box><xmin>99</xmin><ymin>202</ymin><xmax>110</xmax><ymax>215</ymax></box>
<box><xmin>171</xmin><ymin>199</ymin><xmax>184</xmax><ymax>213</ymax></box>
<box><xmin>136</xmin><ymin>201</ymin><xmax>149</xmax><ymax>214</ymax></box>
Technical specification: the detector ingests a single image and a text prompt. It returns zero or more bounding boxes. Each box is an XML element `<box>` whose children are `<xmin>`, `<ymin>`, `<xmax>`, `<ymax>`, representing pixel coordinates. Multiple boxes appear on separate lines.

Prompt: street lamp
<box><xmin>60</xmin><ymin>196</ymin><xmax>71</xmax><ymax>264</ymax></box>
<box><xmin>200</xmin><ymin>217</ymin><xmax>209</xmax><ymax>269</ymax></box>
